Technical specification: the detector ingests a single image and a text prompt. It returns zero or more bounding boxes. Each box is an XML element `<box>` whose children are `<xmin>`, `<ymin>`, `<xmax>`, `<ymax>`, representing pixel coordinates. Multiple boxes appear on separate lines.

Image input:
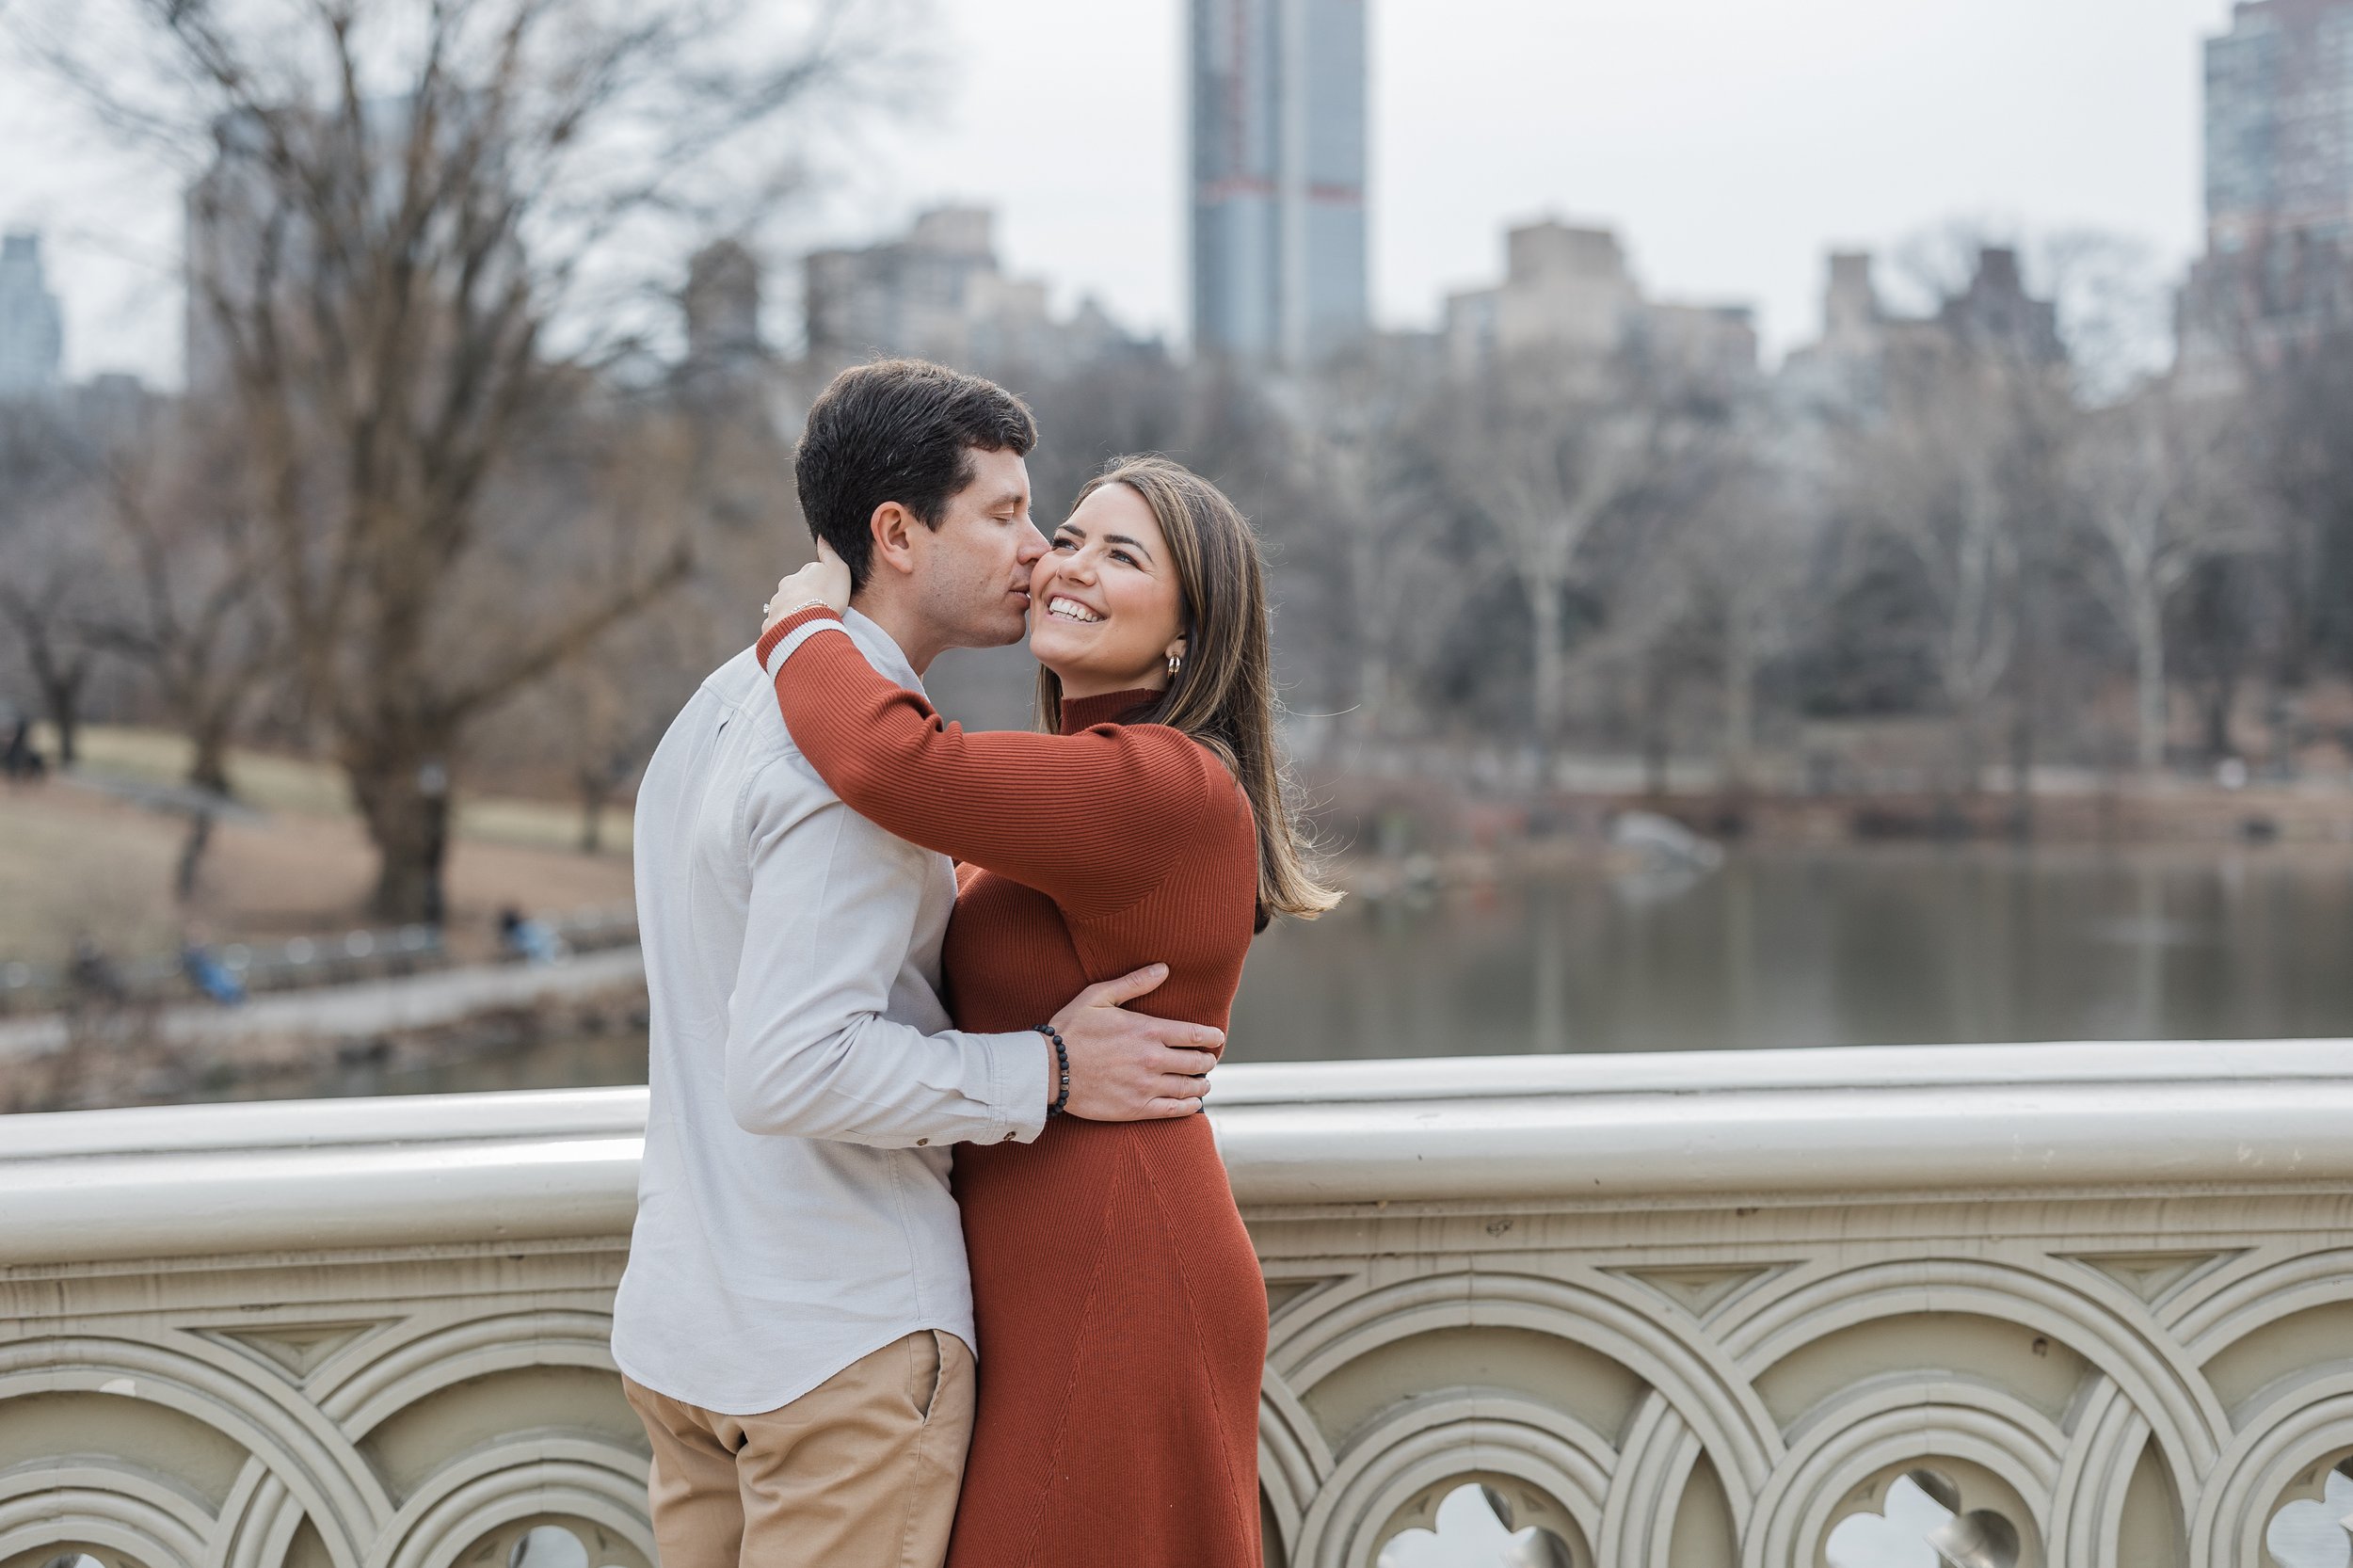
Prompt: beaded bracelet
<box><xmin>1034</xmin><ymin>1023</ymin><xmax>1071</xmax><ymax>1118</ymax></box>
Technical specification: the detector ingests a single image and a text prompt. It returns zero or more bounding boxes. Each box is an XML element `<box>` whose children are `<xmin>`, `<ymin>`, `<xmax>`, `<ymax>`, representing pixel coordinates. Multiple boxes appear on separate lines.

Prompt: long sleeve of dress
<box><xmin>756</xmin><ymin>609</ymin><xmax>1225</xmax><ymax>917</ymax></box>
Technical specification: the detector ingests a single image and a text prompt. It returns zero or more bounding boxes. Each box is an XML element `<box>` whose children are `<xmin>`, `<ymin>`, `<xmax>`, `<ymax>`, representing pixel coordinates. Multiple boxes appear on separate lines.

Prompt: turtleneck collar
<box><xmin>1057</xmin><ymin>688</ymin><xmax>1164</xmax><ymax>736</ymax></box>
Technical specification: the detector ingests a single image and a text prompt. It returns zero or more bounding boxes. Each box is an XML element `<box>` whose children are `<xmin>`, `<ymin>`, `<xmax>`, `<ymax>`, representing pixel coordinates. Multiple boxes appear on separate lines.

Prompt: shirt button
<box><xmin>916</xmin><ymin>1138</ymin><xmax>929</xmax><ymax>1146</ymax></box>
<box><xmin>1001</xmin><ymin>1131</ymin><xmax>1016</xmax><ymax>1143</ymax></box>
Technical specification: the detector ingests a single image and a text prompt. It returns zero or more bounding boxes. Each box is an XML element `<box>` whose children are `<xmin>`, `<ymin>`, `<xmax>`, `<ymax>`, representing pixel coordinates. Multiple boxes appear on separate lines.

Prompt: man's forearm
<box><xmin>725</xmin><ymin>1013</ymin><xmax>1049</xmax><ymax>1146</ymax></box>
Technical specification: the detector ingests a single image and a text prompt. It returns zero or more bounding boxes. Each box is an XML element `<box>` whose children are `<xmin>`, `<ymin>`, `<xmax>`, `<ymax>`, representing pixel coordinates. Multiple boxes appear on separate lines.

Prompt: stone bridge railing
<box><xmin>8</xmin><ymin>1043</ymin><xmax>2353</xmax><ymax>1568</ymax></box>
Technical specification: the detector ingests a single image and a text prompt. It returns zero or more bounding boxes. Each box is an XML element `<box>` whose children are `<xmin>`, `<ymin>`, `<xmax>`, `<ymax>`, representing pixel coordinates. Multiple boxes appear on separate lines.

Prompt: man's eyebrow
<box><xmin>985</xmin><ymin>487</ymin><xmax>1026</xmax><ymax>510</ymax></box>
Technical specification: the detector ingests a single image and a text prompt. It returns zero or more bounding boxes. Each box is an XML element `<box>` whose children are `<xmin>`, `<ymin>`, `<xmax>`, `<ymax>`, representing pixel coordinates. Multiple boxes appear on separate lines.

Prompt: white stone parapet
<box><xmin>6</xmin><ymin>1042</ymin><xmax>2353</xmax><ymax>1567</ymax></box>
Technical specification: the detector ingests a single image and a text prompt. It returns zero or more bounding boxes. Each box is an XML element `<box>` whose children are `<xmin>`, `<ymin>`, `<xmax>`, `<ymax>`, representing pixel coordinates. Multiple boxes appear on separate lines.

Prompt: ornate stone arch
<box><xmin>1741</xmin><ymin>1379</ymin><xmax>2063</xmax><ymax>1568</ymax></box>
<box><xmin>1292</xmin><ymin>1395</ymin><xmax>1613</xmax><ymax>1568</ymax></box>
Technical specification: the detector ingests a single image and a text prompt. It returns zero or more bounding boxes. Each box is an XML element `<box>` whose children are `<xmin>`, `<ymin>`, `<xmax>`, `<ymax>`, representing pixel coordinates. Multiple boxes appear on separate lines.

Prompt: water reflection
<box><xmin>281</xmin><ymin>844</ymin><xmax>2353</xmax><ymax>1101</ymax></box>
<box><xmin>1225</xmin><ymin>844</ymin><xmax>2353</xmax><ymax>1061</ymax></box>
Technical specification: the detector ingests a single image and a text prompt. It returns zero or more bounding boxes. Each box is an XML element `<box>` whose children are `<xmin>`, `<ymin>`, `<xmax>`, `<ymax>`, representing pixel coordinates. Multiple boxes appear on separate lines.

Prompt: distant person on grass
<box><xmin>611</xmin><ymin>360</ymin><xmax>1224</xmax><ymax>1568</ymax></box>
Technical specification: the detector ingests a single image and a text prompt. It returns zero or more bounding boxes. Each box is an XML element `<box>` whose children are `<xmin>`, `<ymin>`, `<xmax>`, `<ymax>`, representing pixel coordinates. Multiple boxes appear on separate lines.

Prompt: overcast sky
<box><xmin>2</xmin><ymin>0</ymin><xmax>2243</xmax><ymax>384</ymax></box>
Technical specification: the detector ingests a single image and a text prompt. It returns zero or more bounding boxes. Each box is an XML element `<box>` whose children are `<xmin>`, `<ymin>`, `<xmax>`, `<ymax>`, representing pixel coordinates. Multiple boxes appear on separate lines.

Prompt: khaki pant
<box><xmin>623</xmin><ymin>1329</ymin><xmax>975</xmax><ymax>1568</ymax></box>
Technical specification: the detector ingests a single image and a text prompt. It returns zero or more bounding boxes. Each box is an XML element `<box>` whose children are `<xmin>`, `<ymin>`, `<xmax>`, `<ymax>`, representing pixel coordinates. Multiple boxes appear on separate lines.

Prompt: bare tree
<box><xmin>472</xmin><ymin>404</ymin><xmax>729</xmax><ymax>853</ymax></box>
<box><xmin>83</xmin><ymin>405</ymin><xmax>280</xmax><ymax>796</ymax></box>
<box><xmin>1685</xmin><ymin>447</ymin><xmax>1822</xmax><ymax>790</ymax></box>
<box><xmin>2072</xmin><ymin>387</ymin><xmax>2259</xmax><ymax>776</ymax></box>
<box><xmin>15</xmin><ymin>0</ymin><xmax>906</xmax><ymax>919</ymax></box>
<box><xmin>0</xmin><ymin>404</ymin><xmax>109</xmax><ymax>768</ymax></box>
<box><xmin>1438</xmin><ymin>354</ymin><xmax>1706</xmax><ymax>773</ymax></box>
<box><xmin>1294</xmin><ymin>351</ymin><xmax>1484</xmax><ymax>742</ymax></box>
<box><xmin>1845</xmin><ymin>338</ymin><xmax>2066</xmax><ymax>787</ymax></box>
<box><xmin>2247</xmin><ymin>324</ymin><xmax>2353</xmax><ymax>692</ymax></box>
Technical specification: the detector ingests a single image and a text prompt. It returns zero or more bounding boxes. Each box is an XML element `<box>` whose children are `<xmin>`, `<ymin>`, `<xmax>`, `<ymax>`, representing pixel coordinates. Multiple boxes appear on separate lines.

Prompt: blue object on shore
<box><xmin>182</xmin><ymin>944</ymin><xmax>247</xmax><ymax>1006</ymax></box>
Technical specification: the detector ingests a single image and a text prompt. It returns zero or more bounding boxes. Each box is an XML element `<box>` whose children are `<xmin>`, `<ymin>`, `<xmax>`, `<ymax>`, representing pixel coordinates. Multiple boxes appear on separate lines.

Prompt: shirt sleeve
<box><xmin>722</xmin><ymin>749</ymin><xmax>1048</xmax><ymax>1147</ymax></box>
<box><xmin>757</xmin><ymin>609</ymin><xmax>1228</xmax><ymax>917</ymax></box>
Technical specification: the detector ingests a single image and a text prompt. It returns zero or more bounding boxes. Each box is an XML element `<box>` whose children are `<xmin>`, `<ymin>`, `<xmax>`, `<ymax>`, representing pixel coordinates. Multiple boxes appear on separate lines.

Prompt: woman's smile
<box><xmin>1025</xmin><ymin>480</ymin><xmax>1188</xmax><ymax>698</ymax></box>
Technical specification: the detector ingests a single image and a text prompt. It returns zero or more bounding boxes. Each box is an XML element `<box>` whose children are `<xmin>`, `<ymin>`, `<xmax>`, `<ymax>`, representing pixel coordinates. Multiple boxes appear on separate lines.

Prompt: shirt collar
<box><xmin>841</xmin><ymin>606</ymin><xmax>925</xmax><ymax>696</ymax></box>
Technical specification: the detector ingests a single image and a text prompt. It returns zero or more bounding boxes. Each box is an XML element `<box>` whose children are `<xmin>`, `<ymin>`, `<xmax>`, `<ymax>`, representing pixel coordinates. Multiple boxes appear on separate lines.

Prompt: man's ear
<box><xmin>868</xmin><ymin>502</ymin><xmax>923</xmax><ymax>580</ymax></box>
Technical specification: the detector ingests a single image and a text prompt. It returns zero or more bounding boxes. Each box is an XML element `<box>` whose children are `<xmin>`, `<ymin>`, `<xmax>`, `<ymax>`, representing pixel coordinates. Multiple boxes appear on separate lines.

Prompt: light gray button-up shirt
<box><xmin>611</xmin><ymin>610</ymin><xmax>1048</xmax><ymax>1416</ymax></box>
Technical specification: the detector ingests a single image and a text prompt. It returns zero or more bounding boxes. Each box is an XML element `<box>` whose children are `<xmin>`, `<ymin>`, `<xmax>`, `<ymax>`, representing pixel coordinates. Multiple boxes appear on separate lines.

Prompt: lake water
<box><xmin>303</xmin><ymin>843</ymin><xmax>2353</xmax><ymax>1101</ymax></box>
<box><xmin>1228</xmin><ymin>844</ymin><xmax>2353</xmax><ymax>1061</ymax></box>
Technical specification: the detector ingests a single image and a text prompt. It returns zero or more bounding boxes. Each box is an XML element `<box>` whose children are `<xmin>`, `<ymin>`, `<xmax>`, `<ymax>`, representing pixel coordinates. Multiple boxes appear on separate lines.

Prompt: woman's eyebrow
<box><xmin>1105</xmin><ymin>534</ymin><xmax>1154</xmax><ymax>561</ymax></box>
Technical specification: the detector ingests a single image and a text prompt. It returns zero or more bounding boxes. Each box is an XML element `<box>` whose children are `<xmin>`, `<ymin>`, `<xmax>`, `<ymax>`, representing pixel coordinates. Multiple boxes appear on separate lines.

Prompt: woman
<box><xmin>755</xmin><ymin>455</ymin><xmax>1337</xmax><ymax>1567</ymax></box>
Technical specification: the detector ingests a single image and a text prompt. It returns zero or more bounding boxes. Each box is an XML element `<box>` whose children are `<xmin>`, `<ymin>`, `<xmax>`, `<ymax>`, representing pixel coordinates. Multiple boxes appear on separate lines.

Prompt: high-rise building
<box><xmin>2206</xmin><ymin>0</ymin><xmax>2353</xmax><ymax>254</ymax></box>
<box><xmin>1190</xmin><ymin>0</ymin><xmax>1368</xmax><ymax>366</ymax></box>
<box><xmin>2181</xmin><ymin>0</ymin><xmax>2353</xmax><ymax>382</ymax></box>
<box><xmin>0</xmin><ymin>232</ymin><xmax>65</xmax><ymax>399</ymax></box>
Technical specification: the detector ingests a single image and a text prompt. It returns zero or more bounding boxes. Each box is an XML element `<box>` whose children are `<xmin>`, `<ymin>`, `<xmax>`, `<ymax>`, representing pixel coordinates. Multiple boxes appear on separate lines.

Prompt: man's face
<box><xmin>908</xmin><ymin>446</ymin><xmax>1048</xmax><ymax>649</ymax></box>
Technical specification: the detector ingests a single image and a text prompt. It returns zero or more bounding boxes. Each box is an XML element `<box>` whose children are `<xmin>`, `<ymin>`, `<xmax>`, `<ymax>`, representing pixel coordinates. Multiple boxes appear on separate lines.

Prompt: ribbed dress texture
<box><xmin>758</xmin><ymin>608</ymin><xmax>1270</xmax><ymax>1568</ymax></box>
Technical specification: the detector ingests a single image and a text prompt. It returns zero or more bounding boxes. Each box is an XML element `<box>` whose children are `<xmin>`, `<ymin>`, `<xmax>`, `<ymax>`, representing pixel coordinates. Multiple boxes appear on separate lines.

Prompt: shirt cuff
<box><xmin>756</xmin><ymin>606</ymin><xmax>846</xmax><ymax>678</ymax></box>
<box><xmin>982</xmin><ymin>1028</ymin><xmax>1051</xmax><ymax>1144</ymax></box>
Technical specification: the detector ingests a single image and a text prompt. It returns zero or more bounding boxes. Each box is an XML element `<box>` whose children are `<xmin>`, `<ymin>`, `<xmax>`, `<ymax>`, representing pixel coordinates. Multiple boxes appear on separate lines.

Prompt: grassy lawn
<box><xmin>3</xmin><ymin>726</ymin><xmax>634</xmax><ymax>968</ymax></box>
<box><xmin>32</xmin><ymin>723</ymin><xmax>633</xmax><ymax>850</ymax></box>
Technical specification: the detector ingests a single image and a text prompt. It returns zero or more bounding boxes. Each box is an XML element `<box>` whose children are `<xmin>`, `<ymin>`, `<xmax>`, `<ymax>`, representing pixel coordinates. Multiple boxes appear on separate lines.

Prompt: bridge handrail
<box><xmin>7</xmin><ymin>1039</ymin><xmax>2350</xmax><ymax>1265</ymax></box>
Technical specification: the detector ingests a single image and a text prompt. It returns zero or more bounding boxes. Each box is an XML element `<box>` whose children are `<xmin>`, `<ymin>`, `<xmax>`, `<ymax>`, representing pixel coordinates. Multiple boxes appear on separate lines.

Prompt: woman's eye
<box><xmin>1051</xmin><ymin>537</ymin><xmax>1077</xmax><ymax>552</ymax></box>
<box><xmin>1112</xmin><ymin>550</ymin><xmax>1137</xmax><ymax>567</ymax></box>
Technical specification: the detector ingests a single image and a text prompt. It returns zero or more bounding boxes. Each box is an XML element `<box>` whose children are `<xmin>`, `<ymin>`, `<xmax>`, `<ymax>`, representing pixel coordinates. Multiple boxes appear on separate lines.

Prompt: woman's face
<box><xmin>1028</xmin><ymin>482</ymin><xmax>1188</xmax><ymax>700</ymax></box>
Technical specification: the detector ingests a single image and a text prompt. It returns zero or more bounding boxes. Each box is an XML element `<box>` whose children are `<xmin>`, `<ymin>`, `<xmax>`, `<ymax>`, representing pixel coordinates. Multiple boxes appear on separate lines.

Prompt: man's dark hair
<box><xmin>795</xmin><ymin>359</ymin><xmax>1038</xmax><ymax>589</ymax></box>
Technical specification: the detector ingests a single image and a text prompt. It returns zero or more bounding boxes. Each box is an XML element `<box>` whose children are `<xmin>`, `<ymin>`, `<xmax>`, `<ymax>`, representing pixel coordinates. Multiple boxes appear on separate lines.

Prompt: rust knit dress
<box><xmin>757</xmin><ymin>608</ymin><xmax>1269</xmax><ymax>1568</ymax></box>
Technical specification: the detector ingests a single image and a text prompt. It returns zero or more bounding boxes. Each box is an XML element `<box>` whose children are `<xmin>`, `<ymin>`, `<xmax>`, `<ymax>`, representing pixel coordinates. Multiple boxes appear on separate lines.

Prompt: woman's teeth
<box><xmin>1048</xmin><ymin>598</ymin><xmax>1102</xmax><ymax>624</ymax></box>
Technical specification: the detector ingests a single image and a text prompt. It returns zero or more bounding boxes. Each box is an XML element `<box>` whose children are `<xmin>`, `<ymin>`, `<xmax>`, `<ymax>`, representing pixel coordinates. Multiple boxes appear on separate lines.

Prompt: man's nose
<box><xmin>1016</xmin><ymin>520</ymin><xmax>1048</xmax><ymax>563</ymax></box>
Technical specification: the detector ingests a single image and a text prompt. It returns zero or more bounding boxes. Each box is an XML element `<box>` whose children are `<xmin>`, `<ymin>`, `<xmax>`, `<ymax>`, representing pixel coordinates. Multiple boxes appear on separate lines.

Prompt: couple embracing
<box><xmin>610</xmin><ymin>358</ymin><xmax>1337</xmax><ymax>1567</ymax></box>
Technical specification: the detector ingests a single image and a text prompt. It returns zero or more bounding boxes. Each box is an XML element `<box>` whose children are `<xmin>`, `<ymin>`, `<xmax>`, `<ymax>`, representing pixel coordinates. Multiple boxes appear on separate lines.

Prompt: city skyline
<box><xmin>0</xmin><ymin>0</ymin><xmax>2245</xmax><ymax>385</ymax></box>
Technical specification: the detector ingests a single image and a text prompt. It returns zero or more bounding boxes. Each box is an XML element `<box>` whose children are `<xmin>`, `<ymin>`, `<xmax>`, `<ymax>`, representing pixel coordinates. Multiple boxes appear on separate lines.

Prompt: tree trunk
<box><xmin>40</xmin><ymin>670</ymin><xmax>83</xmax><ymax>769</ymax></box>
<box><xmin>1721</xmin><ymin>613</ymin><xmax>1754</xmax><ymax>792</ymax></box>
<box><xmin>187</xmin><ymin>722</ymin><xmax>233</xmax><ymax>798</ymax></box>
<box><xmin>1529</xmin><ymin>578</ymin><xmax>1562</xmax><ymax>787</ymax></box>
<box><xmin>2202</xmin><ymin>674</ymin><xmax>2238</xmax><ymax>761</ymax></box>
<box><xmin>2131</xmin><ymin>585</ymin><xmax>2167</xmax><ymax>777</ymax></box>
<box><xmin>579</xmin><ymin>777</ymin><xmax>610</xmax><ymax>855</ymax></box>
<box><xmin>351</xmin><ymin>752</ymin><xmax>454</xmax><ymax>924</ymax></box>
<box><xmin>2008</xmin><ymin>691</ymin><xmax>2037</xmax><ymax>840</ymax></box>
<box><xmin>2009</xmin><ymin>584</ymin><xmax>2043</xmax><ymax>839</ymax></box>
<box><xmin>1641</xmin><ymin>651</ymin><xmax>1673</xmax><ymax>798</ymax></box>
<box><xmin>1351</xmin><ymin>531</ymin><xmax>1386</xmax><ymax>740</ymax></box>
<box><xmin>1354</xmin><ymin>648</ymin><xmax>1389</xmax><ymax>741</ymax></box>
<box><xmin>1948</xmin><ymin>703</ymin><xmax>1981</xmax><ymax>799</ymax></box>
<box><xmin>174</xmin><ymin>809</ymin><xmax>216</xmax><ymax>903</ymax></box>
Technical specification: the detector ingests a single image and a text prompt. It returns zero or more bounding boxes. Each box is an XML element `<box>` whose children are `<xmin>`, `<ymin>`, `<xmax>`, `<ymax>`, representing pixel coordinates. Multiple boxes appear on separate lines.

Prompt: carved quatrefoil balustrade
<box><xmin>1375</xmin><ymin>1481</ymin><xmax>1577</xmax><ymax>1567</ymax></box>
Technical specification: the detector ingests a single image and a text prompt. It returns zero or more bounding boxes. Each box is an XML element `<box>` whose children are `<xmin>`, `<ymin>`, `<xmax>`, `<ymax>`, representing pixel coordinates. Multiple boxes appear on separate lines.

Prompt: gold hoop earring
<box><xmin>1166</xmin><ymin>651</ymin><xmax>1183</xmax><ymax>680</ymax></box>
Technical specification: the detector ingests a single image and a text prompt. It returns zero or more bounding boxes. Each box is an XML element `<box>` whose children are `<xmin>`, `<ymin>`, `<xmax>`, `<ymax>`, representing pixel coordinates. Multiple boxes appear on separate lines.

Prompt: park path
<box><xmin>0</xmin><ymin>946</ymin><xmax>646</xmax><ymax>1062</ymax></box>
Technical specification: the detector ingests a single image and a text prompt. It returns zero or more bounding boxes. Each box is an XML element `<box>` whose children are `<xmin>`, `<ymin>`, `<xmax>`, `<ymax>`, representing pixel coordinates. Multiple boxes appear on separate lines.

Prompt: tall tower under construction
<box><xmin>1189</xmin><ymin>0</ymin><xmax>1369</xmax><ymax>365</ymax></box>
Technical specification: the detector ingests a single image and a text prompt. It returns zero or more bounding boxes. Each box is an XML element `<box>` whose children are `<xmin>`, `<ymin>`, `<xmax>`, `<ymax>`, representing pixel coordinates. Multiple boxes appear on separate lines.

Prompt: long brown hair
<box><xmin>1036</xmin><ymin>456</ymin><xmax>1341</xmax><ymax>929</ymax></box>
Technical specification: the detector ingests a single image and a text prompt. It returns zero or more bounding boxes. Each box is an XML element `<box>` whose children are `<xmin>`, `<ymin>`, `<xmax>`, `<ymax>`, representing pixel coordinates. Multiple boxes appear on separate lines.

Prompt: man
<box><xmin>613</xmin><ymin>360</ymin><xmax>1221</xmax><ymax>1567</ymax></box>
